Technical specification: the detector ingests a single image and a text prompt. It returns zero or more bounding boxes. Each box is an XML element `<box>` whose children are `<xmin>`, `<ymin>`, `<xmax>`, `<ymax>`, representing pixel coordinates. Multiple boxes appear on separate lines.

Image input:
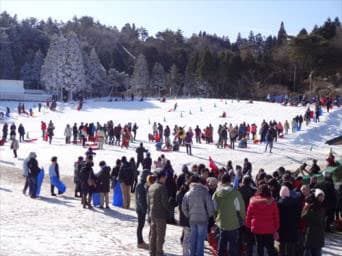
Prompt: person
<box><xmin>80</xmin><ymin>156</ymin><xmax>96</xmax><ymax>209</ymax></box>
<box><xmin>316</xmin><ymin>172</ymin><xmax>337</xmax><ymax>232</ymax></box>
<box><xmin>110</xmin><ymin>159</ymin><xmax>121</xmax><ymax>188</ymax></box>
<box><xmin>142</xmin><ymin>152</ymin><xmax>152</xmax><ymax>171</ymax></box>
<box><xmin>184</xmin><ymin>131</ymin><xmax>192</xmax><ymax>155</ymax></box>
<box><xmin>213</xmin><ymin>173</ymin><xmax>246</xmax><ymax>256</ymax></box>
<box><xmin>147</xmin><ymin>169</ymin><xmax>170</xmax><ymax>256</ymax></box>
<box><xmin>135</xmin><ymin>170</ymin><xmax>150</xmax><ymax>249</ymax></box>
<box><xmin>18</xmin><ymin>124</ymin><xmax>25</xmax><ymax>143</ymax></box>
<box><xmin>38</xmin><ymin>103</ymin><xmax>42</xmax><ymax>112</ymax></box>
<box><xmin>277</xmin><ymin>185</ymin><xmax>301</xmax><ymax>256</ymax></box>
<box><xmin>27</xmin><ymin>152</ymin><xmax>40</xmax><ymax>198</ymax></box>
<box><xmin>72</xmin><ymin>123</ymin><xmax>78</xmax><ymax>143</ymax></box>
<box><xmin>97</xmin><ymin>161</ymin><xmax>111</xmax><ymax>209</ymax></box>
<box><xmin>10</xmin><ymin>138</ymin><xmax>19</xmax><ymax>158</ymax></box>
<box><xmin>96</xmin><ymin>127</ymin><xmax>105</xmax><ymax>149</ymax></box>
<box><xmin>265</xmin><ymin>126</ymin><xmax>275</xmax><ymax>153</ymax></box>
<box><xmin>2</xmin><ymin>122</ymin><xmax>8</xmax><ymax>141</ymax></box>
<box><xmin>49</xmin><ymin>156</ymin><xmax>61</xmax><ymax>196</ymax></box>
<box><xmin>47</xmin><ymin>121</ymin><xmax>55</xmax><ymax>144</ymax></box>
<box><xmin>74</xmin><ymin>156</ymin><xmax>84</xmax><ymax>197</ymax></box>
<box><xmin>22</xmin><ymin>152</ymin><xmax>33</xmax><ymax>195</ymax></box>
<box><xmin>41</xmin><ymin>121</ymin><xmax>47</xmax><ymax>139</ymax></box>
<box><xmin>64</xmin><ymin>124</ymin><xmax>72</xmax><ymax>144</ymax></box>
<box><xmin>309</xmin><ymin>159</ymin><xmax>321</xmax><ymax>175</ymax></box>
<box><xmin>177</xmin><ymin>183</ymin><xmax>191</xmax><ymax>256</ymax></box>
<box><xmin>302</xmin><ymin>189</ymin><xmax>326</xmax><ymax>256</ymax></box>
<box><xmin>118</xmin><ymin>156</ymin><xmax>135</xmax><ymax>209</ymax></box>
<box><xmin>326</xmin><ymin>152</ymin><xmax>337</xmax><ymax>167</ymax></box>
<box><xmin>182</xmin><ymin>175</ymin><xmax>215</xmax><ymax>256</ymax></box>
<box><xmin>85</xmin><ymin>147</ymin><xmax>96</xmax><ymax>158</ymax></box>
<box><xmin>132</xmin><ymin>123</ymin><xmax>138</xmax><ymax>141</ymax></box>
<box><xmin>239</xmin><ymin>176</ymin><xmax>256</xmax><ymax>256</ymax></box>
<box><xmin>136</xmin><ymin>142</ymin><xmax>147</xmax><ymax>169</ymax></box>
<box><xmin>243</xmin><ymin>158</ymin><xmax>252</xmax><ymax>176</ymax></box>
<box><xmin>246</xmin><ymin>184</ymin><xmax>279</xmax><ymax>256</ymax></box>
<box><xmin>229</xmin><ymin>126</ymin><xmax>238</xmax><ymax>150</ymax></box>
<box><xmin>284</xmin><ymin>120</ymin><xmax>289</xmax><ymax>135</ymax></box>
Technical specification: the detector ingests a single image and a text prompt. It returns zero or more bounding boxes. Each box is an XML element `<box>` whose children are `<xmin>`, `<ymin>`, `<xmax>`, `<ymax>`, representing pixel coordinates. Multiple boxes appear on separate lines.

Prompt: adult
<box><xmin>246</xmin><ymin>184</ymin><xmax>279</xmax><ymax>256</ymax></box>
<box><xmin>136</xmin><ymin>142</ymin><xmax>147</xmax><ymax>169</ymax></box>
<box><xmin>135</xmin><ymin>170</ymin><xmax>150</xmax><ymax>249</ymax></box>
<box><xmin>73</xmin><ymin>156</ymin><xmax>84</xmax><ymax>197</ymax></box>
<box><xmin>49</xmin><ymin>156</ymin><xmax>60</xmax><ymax>196</ymax></box>
<box><xmin>302</xmin><ymin>189</ymin><xmax>326</xmax><ymax>256</ymax></box>
<box><xmin>213</xmin><ymin>173</ymin><xmax>246</xmax><ymax>256</ymax></box>
<box><xmin>27</xmin><ymin>152</ymin><xmax>40</xmax><ymax>198</ymax></box>
<box><xmin>147</xmin><ymin>170</ymin><xmax>170</xmax><ymax>256</ymax></box>
<box><xmin>64</xmin><ymin>124</ymin><xmax>72</xmax><ymax>144</ymax></box>
<box><xmin>97</xmin><ymin>161</ymin><xmax>111</xmax><ymax>209</ymax></box>
<box><xmin>47</xmin><ymin>120</ymin><xmax>55</xmax><ymax>144</ymax></box>
<box><xmin>80</xmin><ymin>156</ymin><xmax>96</xmax><ymax>209</ymax></box>
<box><xmin>118</xmin><ymin>156</ymin><xmax>135</xmax><ymax>209</ymax></box>
<box><xmin>184</xmin><ymin>131</ymin><xmax>193</xmax><ymax>155</ymax></box>
<box><xmin>10</xmin><ymin>138</ymin><xmax>19</xmax><ymax>158</ymax></box>
<box><xmin>142</xmin><ymin>152</ymin><xmax>152</xmax><ymax>171</ymax></box>
<box><xmin>182</xmin><ymin>175</ymin><xmax>215</xmax><ymax>256</ymax></box>
<box><xmin>18</xmin><ymin>124</ymin><xmax>25</xmax><ymax>143</ymax></box>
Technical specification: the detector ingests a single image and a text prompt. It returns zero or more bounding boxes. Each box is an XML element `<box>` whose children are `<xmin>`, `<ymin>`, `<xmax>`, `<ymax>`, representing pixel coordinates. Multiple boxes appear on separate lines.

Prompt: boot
<box><xmin>137</xmin><ymin>242</ymin><xmax>149</xmax><ymax>249</ymax></box>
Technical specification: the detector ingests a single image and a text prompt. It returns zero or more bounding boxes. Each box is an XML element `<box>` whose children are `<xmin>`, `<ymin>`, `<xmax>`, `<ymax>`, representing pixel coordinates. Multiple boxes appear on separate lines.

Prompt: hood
<box><xmin>190</xmin><ymin>183</ymin><xmax>208</xmax><ymax>192</ymax></box>
<box><xmin>214</xmin><ymin>185</ymin><xmax>234</xmax><ymax>198</ymax></box>
<box><xmin>29</xmin><ymin>152</ymin><xmax>37</xmax><ymax>159</ymax></box>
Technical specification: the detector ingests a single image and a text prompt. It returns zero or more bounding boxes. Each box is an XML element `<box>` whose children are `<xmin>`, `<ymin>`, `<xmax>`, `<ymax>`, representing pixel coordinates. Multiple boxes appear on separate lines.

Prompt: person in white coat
<box><xmin>10</xmin><ymin>138</ymin><xmax>19</xmax><ymax>158</ymax></box>
<box><xmin>64</xmin><ymin>124</ymin><xmax>72</xmax><ymax>144</ymax></box>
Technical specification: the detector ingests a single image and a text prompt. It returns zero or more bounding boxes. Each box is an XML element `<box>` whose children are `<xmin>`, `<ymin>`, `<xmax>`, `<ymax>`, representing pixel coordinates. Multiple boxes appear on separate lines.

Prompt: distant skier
<box><xmin>174</xmin><ymin>102</ymin><xmax>178</xmax><ymax>111</ymax></box>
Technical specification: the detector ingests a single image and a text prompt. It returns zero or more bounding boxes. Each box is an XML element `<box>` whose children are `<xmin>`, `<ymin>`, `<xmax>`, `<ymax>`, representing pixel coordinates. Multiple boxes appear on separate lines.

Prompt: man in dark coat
<box><xmin>118</xmin><ymin>156</ymin><xmax>135</xmax><ymax>209</ymax></box>
<box><xmin>136</xmin><ymin>143</ymin><xmax>147</xmax><ymax>169</ymax></box>
<box><xmin>97</xmin><ymin>161</ymin><xmax>111</xmax><ymax>209</ymax></box>
<box><xmin>142</xmin><ymin>152</ymin><xmax>152</xmax><ymax>171</ymax></box>
<box><xmin>80</xmin><ymin>156</ymin><xmax>96</xmax><ymax>209</ymax></box>
<box><xmin>18</xmin><ymin>124</ymin><xmax>25</xmax><ymax>143</ymax></box>
<box><xmin>27</xmin><ymin>152</ymin><xmax>40</xmax><ymax>198</ymax></box>
<box><xmin>243</xmin><ymin>158</ymin><xmax>252</xmax><ymax>176</ymax></box>
<box><xmin>135</xmin><ymin>170</ymin><xmax>149</xmax><ymax>249</ymax></box>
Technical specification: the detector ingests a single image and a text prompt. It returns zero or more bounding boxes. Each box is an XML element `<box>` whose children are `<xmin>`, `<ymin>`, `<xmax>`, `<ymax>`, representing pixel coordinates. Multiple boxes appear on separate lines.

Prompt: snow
<box><xmin>0</xmin><ymin>98</ymin><xmax>342</xmax><ymax>256</ymax></box>
<box><xmin>0</xmin><ymin>98</ymin><xmax>341</xmax><ymax>176</ymax></box>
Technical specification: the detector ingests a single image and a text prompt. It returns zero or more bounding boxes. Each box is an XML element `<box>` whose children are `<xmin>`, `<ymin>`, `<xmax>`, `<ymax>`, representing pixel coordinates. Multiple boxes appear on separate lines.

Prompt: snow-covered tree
<box><xmin>107</xmin><ymin>68</ymin><xmax>129</xmax><ymax>95</ymax></box>
<box><xmin>150</xmin><ymin>62</ymin><xmax>166</xmax><ymax>96</ymax></box>
<box><xmin>129</xmin><ymin>54</ymin><xmax>149</xmax><ymax>96</ymax></box>
<box><xmin>41</xmin><ymin>33</ymin><xmax>86</xmax><ymax>100</ymax></box>
<box><xmin>0</xmin><ymin>32</ymin><xmax>15</xmax><ymax>79</ymax></box>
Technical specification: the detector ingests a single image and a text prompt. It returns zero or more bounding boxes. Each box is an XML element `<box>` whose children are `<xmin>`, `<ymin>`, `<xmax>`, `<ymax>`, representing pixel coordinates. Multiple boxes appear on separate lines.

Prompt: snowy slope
<box><xmin>0</xmin><ymin>98</ymin><xmax>341</xmax><ymax>176</ymax></box>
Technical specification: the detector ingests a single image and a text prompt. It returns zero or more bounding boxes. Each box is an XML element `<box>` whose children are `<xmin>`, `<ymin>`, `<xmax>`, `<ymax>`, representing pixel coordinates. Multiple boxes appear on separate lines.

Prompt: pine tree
<box><xmin>20</xmin><ymin>50</ymin><xmax>44</xmax><ymax>89</ymax></box>
<box><xmin>130</xmin><ymin>54</ymin><xmax>150</xmax><ymax>96</ymax></box>
<box><xmin>0</xmin><ymin>31</ymin><xmax>15</xmax><ymax>79</ymax></box>
<box><xmin>150</xmin><ymin>62</ymin><xmax>166</xmax><ymax>96</ymax></box>
<box><xmin>277</xmin><ymin>22</ymin><xmax>287</xmax><ymax>43</ymax></box>
<box><xmin>168</xmin><ymin>64</ymin><xmax>183</xmax><ymax>96</ymax></box>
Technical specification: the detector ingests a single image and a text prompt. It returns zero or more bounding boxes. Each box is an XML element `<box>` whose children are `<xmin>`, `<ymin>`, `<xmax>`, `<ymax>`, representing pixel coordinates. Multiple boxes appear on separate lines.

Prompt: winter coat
<box><xmin>184</xmin><ymin>132</ymin><xmax>192</xmax><ymax>144</ymax></box>
<box><xmin>18</xmin><ymin>125</ymin><xmax>25</xmax><ymax>135</ymax></box>
<box><xmin>142</xmin><ymin>157</ymin><xmax>152</xmax><ymax>171</ymax></box>
<box><xmin>135</xmin><ymin>181</ymin><xmax>147</xmax><ymax>214</ymax></box>
<box><xmin>47</xmin><ymin>125</ymin><xmax>55</xmax><ymax>136</ymax></box>
<box><xmin>213</xmin><ymin>186</ymin><xmax>246</xmax><ymax>231</ymax></box>
<box><xmin>10</xmin><ymin>139</ymin><xmax>19</xmax><ymax>150</ymax></box>
<box><xmin>27</xmin><ymin>158</ymin><xmax>40</xmax><ymax>177</ymax></box>
<box><xmin>176</xmin><ymin>189</ymin><xmax>190</xmax><ymax>227</ymax></box>
<box><xmin>316</xmin><ymin>178</ymin><xmax>337</xmax><ymax>210</ymax></box>
<box><xmin>302</xmin><ymin>204</ymin><xmax>325</xmax><ymax>248</ymax></box>
<box><xmin>96</xmin><ymin>166</ymin><xmax>111</xmax><ymax>193</ymax></box>
<box><xmin>64</xmin><ymin>127</ymin><xmax>72</xmax><ymax>137</ymax></box>
<box><xmin>22</xmin><ymin>157</ymin><xmax>29</xmax><ymax>176</ymax></box>
<box><xmin>118</xmin><ymin>162</ymin><xmax>135</xmax><ymax>186</ymax></box>
<box><xmin>245</xmin><ymin>195</ymin><xmax>280</xmax><ymax>234</ymax></box>
<box><xmin>182</xmin><ymin>183</ymin><xmax>215</xmax><ymax>225</ymax></box>
<box><xmin>147</xmin><ymin>182</ymin><xmax>170</xmax><ymax>219</ymax></box>
<box><xmin>74</xmin><ymin>161</ymin><xmax>84</xmax><ymax>184</ymax></box>
<box><xmin>239</xmin><ymin>185</ymin><xmax>256</xmax><ymax>208</ymax></box>
<box><xmin>49</xmin><ymin>163</ymin><xmax>60</xmax><ymax>178</ymax></box>
<box><xmin>136</xmin><ymin>146</ymin><xmax>147</xmax><ymax>160</ymax></box>
<box><xmin>278</xmin><ymin>196</ymin><xmax>301</xmax><ymax>242</ymax></box>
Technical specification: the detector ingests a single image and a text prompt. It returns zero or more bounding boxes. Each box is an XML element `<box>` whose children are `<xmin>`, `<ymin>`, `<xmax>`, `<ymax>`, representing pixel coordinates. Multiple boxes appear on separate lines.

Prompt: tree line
<box><xmin>0</xmin><ymin>12</ymin><xmax>341</xmax><ymax>99</ymax></box>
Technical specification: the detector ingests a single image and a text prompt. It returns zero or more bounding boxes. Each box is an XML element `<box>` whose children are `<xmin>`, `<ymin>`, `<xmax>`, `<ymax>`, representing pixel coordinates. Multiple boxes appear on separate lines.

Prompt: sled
<box><xmin>112</xmin><ymin>182</ymin><xmax>123</xmax><ymax>207</ymax></box>
<box><xmin>0</xmin><ymin>139</ymin><xmax>5</xmax><ymax>146</ymax></box>
<box><xmin>90</xmin><ymin>146</ymin><xmax>100</xmax><ymax>150</ymax></box>
<box><xmin>85</xmin><ymin>143</ymin><xmax>98</xmax><ymax>147</ymax></box>
<box><xmin>36</xmin><ymin>168</ymin><xmax>45</xmax><ymax>197</ymax></box>
<box><xmin>168</xmin><ymin>108</ymin><xmax>173</xmax><ymax>112</ymax></box>
<box><xmin>50</xmin><ymin>176</ymin><xmax>66</xmax><ymax>194</ymax></box>
<box><xmin>24</xmin><ymin>138</ymin><xmax>38</xmax><ymax>143</ymax></box>
<box><xmin>253</xmin><ymin>139</ymin><xmax>260</xmax><ymax>144</ymax></box>
<box><xmin>92</xmin><ymin>192</ymin><xmax>101</xmax><ymax>207</ymax></box>
<box><xmin>161</xmin><ymin>147</ymin><xmax>173</xmax><ymax>152</ymax></box>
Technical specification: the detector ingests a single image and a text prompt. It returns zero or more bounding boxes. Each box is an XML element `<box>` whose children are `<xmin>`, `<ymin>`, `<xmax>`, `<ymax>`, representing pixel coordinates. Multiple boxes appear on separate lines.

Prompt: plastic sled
<box><xmin>36</xmin><ymin>168</ymin><xmax>45</xmax><ymax>197</ymax></box>
<box><xmin>50</xmin><ymin>176</ymin><xmax>66</xmax><ymax>194</ymax></box>
<box><xmin>92</xmin><ymin>192</ymin><xmax>101</xmax><ymax>207</ymax></box>
<box><xmin>112</xmin><ymin>182</ymin><xmax>123</xmax><ymax>207</ymax></box>
<box><xmin>24</xmin><ymin>138</ymin><xmax>38</xmax><ymax>143</ymax></box>
<box><xmin>161</xmin><ymin>147</ymin><xmax>172</xmax><ymax>152</ymax></box>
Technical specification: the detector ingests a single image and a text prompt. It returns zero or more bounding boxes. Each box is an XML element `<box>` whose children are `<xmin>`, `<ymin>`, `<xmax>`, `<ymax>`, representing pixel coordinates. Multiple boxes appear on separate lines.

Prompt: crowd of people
<box><xmin>20</xmin><ymin>142</ymin><xmax>341</xmax><ymax>256</ymax></box>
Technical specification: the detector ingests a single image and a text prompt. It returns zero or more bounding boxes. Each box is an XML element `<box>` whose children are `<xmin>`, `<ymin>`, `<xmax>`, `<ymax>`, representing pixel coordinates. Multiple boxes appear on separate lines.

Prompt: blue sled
<box><xmin>50</xmin><ymin>176</ymin><xmax>66</xmax><ymax>194</ymax></box>
<box><xmin>92</xmin><ymin>192</ymin><xmax>101</xmax><ymax>207</ymax></box>
<box><xmin>36</xmin><ymin>168</ymin><xmax>45</xmax><ymax>197</ymax></box>
<box><xmin>112</xmin><ymin>182</ymin><xmax>123</xmax><ymax>207</ymax></box>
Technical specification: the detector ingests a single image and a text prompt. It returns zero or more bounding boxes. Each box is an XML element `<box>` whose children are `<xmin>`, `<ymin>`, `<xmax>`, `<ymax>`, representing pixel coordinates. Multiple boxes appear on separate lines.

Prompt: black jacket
<box><xmin>28</xmin><ymin>158</ymin><xmax>40</xmax><ymax>177</ymax></box>
<box><xmin>136</xmin><ymin>146</ymin><xmax>147</xmax><ymax>160</ymax></box>
<box><xmin>135</xmin><ymin>181</ymin><xmax>147</xmax><ymax>214</ymax></box>
<box><xmin>278</xmin><ymin>196</ymin><xmax>301</xmax><ymax>242</ymax></box>
<box><xmin>142</xmin><ymin>157</ymin><xmax>152</xmax><ymax>171</ymax></box>
<box><xmin>118</xmin><ymin>162</ymin><xmax>135</xmax><ymax>186</ymax></box>
<box><xmin>97</xmin><ymin>166</ymin><xmax>111</xmax><ymax>193</ymax></box>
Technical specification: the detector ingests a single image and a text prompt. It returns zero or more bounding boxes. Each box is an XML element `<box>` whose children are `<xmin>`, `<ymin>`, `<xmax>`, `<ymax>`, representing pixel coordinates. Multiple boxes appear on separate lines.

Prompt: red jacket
<box><xmin>246</xmin><ymin>195</ymin><xmax>279</xmax><ymax>234</ymax></box>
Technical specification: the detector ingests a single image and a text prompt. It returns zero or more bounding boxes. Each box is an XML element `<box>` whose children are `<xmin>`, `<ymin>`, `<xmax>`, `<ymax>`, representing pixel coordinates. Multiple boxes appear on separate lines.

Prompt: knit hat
<box><xmin>314</xmin><ymin>188</ymin><xmax>325</xmax><ymax>198</ymax></box>
<box><xmin>279</xmin><ymin>185</ymin><xmax>290</xmax><ymax>198</ymax></box>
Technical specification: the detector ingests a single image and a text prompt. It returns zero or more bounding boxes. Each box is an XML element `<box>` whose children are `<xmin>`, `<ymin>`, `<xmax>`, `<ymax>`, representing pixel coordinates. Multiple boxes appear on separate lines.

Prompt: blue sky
<box><xmin>1</xmin><ymin>0</ymin><xmax>341</xmax><ymax>41</ymax></box>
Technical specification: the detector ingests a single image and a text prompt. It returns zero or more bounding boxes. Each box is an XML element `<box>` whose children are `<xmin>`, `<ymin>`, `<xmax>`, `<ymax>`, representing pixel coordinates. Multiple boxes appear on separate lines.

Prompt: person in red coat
<box><xmin>246</xmin><ymin>184</ymin><xmax>279</xmax><ymax>256</ymax></box>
